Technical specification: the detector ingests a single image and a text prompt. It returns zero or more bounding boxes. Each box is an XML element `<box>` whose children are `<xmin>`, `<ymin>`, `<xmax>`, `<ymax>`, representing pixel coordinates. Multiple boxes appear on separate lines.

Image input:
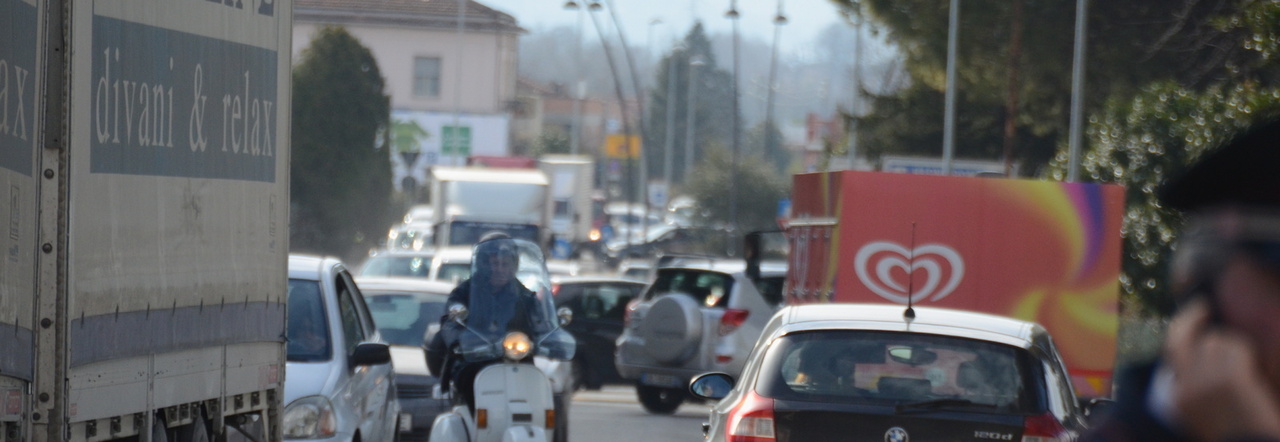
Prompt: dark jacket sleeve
<box><xmin>427</xmin><ymin>280</ymin><xmax>471</xmax><ymax>377</ymax></box>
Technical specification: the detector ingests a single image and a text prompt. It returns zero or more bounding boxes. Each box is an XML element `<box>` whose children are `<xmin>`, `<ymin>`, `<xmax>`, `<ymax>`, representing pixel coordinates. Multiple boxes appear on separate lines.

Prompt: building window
<box><xmin>413</xmin><ymin>57</ymin><xmax>441</xmax><ymax>97</ymax></box>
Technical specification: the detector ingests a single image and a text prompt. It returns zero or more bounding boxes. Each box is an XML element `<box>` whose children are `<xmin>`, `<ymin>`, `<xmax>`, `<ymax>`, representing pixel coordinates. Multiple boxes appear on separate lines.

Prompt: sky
<box><xmin>479</xmin><ymin>0</ymin><xmax>851</xmax><ymax>56</ymax></box>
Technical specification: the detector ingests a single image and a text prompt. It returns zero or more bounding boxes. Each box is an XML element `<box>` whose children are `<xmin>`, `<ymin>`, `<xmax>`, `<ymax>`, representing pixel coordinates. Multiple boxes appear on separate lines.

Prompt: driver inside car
<box><xmin>427</xmin><ymin>233</ymin><xmax>550</xmax><ymax>410</ymax></box>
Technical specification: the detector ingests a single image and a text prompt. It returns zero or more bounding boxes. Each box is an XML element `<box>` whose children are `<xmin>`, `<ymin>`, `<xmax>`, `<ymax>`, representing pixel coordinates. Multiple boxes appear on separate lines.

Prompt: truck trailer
<box><xmin>2</xmin><ymin>0</ymin><xmax>292</xmax><ymax>440</ymax></box>
<box><xmin>780</xmin><ymin>171</ymin><xmax>1125</xmax><ymax>398</ymax></box>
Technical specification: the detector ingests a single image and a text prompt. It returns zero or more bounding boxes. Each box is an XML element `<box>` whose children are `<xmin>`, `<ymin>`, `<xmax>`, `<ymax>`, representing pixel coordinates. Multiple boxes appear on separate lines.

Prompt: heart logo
<box><xmin>854</xmin><ymin>241</ymin><xmax>965</xmax><ymax>304</ymax></box>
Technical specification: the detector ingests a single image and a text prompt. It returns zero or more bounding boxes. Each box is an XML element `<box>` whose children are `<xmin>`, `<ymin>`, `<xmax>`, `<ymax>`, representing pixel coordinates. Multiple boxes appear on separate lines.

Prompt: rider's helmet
<box><xmin>472</xmin><ymin>232</ymin><xmax>519</xmax><ymax>288</ymax></box>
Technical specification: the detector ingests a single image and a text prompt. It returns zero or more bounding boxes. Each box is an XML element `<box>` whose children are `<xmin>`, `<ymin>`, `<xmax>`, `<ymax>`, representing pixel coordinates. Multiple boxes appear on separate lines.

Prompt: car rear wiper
<box><xmin>894</xmin><ymin>398</ymin><xmax>998</xmax><ymax>413</ymax></box>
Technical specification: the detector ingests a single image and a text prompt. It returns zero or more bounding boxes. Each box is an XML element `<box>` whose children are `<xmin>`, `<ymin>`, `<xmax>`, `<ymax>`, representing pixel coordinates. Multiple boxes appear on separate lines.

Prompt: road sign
<box><xmin>604</xmin><ymin>134</ymin><xmax>641</xmax><ymax>159</ymax></box>
<box><xmin>442</xmin><ymin>125</ymin><xmax>472</xmax><ymax>156</ymax></box>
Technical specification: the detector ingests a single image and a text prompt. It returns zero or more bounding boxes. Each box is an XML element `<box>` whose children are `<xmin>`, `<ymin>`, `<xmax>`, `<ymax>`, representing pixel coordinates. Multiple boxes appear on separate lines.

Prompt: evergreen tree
<box><xmin>291</xmin><ymin>25</ymin><xmax>394</xmax><ymax>262</ymax></box>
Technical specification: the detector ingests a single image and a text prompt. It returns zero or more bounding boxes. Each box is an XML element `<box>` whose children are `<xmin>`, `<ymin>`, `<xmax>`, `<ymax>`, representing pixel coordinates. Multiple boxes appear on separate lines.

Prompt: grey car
<box><xmin>690</xmin><ymin>304</ymin><xmax>1107</xmax><ymax>441</ymax></box>
<box><xmin>613</xmin><ymin>257</ymin><xmax>785</xmax><ymax>414</ymax></box>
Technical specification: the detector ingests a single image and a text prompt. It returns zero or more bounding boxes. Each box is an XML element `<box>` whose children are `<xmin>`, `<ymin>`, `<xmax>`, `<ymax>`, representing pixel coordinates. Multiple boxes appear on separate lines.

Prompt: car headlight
<box><xmin>503</xmin><ymin>331</ymin><xmax>533</xmax><ymax>361</ymax></box>
<box><xmin>283</xmin><ymin>396</ymin><xmax>337</xmax><ymax>439</ymax></box>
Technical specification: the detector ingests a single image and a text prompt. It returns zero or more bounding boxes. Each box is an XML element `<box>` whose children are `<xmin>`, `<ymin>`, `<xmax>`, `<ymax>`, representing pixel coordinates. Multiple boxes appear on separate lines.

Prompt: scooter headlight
<box><xmin>503</xmin><ymin>331</ymin><xmax>533</xmax><ymax>361</ymax></box>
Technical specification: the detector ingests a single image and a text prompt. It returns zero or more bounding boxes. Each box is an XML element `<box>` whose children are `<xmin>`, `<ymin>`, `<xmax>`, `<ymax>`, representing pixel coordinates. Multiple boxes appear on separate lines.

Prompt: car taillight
<box><xmin>1021</xmin><ymin>412</ymin><xmax>1067</xmax><ymax>442</ymax></box>
<box><xmin>719</xmin><ymin>309</ymin><xmax>750</xmax><ymax>336</ymax></box>
<box><xmin>726</xmin><ymin>390</ymin><xmax>775</xmax><ymax>442</ymax></box>
<box><xmin>623</xmin><ymin>299</ymin><xmax>639</xmax><ymax>327</ymax></box>
<box><xmin>551</xmin><ymin>284</ymin><xmax>561</xmax><ymax>295</ymax></box>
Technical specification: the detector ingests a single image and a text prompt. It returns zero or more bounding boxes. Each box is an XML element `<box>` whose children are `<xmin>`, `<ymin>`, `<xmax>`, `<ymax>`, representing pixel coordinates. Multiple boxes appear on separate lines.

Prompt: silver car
<box><xmin>613</xmin><ymin>257</ymin><xmax>785</xmax><ymax>414</ymax></box>
<box><xmin>690</xmin><ymin>304</ymin><xmax>1103</xmax><ymax>441</ymax></box>
<box><xmin>284</xmin><ymin>255</ymin><xmax>400</xmax><ymax>442</ymax></box>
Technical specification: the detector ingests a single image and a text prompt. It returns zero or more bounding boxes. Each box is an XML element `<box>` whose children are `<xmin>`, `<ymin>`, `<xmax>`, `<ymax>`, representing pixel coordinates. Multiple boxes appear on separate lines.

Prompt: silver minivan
<box><xmin>284</xmin><ymin>255</ymin><xmax>400</xmax><ymax>442</ymax></box>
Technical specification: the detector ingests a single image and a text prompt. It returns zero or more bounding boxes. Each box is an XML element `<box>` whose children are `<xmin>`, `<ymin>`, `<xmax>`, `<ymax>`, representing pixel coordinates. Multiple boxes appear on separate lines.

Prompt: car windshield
<box><xmin>756</xmin><ymin>330</ymin><xmax>1038</xmax><ymax>413</ymax></box>
<box><xmin>360</xmin><ymin>255</ymin><xmax>431</xmax><ymax>278</ymax></box>
<box><xmin>644</xmin><ymin>268</ymin><xmax>733</xmax><ymax>308</ymax></box>
<box><xmin>287</xmin><ymin>279</ymin><xmax>332</xmax><ymax>362</ymax></box>
<box><xmin>364</xmin><ymin>293</ymin><xmax>445</xmax><ymax>346</ymax></box>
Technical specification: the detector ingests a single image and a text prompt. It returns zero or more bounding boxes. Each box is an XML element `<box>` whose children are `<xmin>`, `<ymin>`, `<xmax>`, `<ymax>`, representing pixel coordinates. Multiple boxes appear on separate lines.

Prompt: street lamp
<box><xmin>662</xmin><ymin>43</ymin><xmax>682</xmax><ymax>207</ymax></box>
<box><xmin>684</xmin><ymin>55</ymin><xmax>705</xmax><ymax>185</ymax></box>
<box><xmin>726</xmin><ymin>0</ymin><xmax>741</xmax><ymax>255</ymax></box>
<box><xmin>564</xmin><ymin>1</ymin><xmax>587</xmax><ymax>155</ymax></box>
<box><xmin>764</xmin><ymin>0</ymin><xmax>787</xmax><ymax>163</ymax></box>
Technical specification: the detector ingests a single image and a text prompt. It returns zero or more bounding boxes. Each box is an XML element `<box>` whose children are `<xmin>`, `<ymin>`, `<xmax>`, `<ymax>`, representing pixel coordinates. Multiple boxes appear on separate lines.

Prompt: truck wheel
<box><xmin>635</xmin><ymin>295</ymin><xmax>703</xmax><ymax>365</ymax></box>
<box><xmin>636</xmin><ymin>385</ymin><xmax>685</xmax><ymax>415</ymax></box>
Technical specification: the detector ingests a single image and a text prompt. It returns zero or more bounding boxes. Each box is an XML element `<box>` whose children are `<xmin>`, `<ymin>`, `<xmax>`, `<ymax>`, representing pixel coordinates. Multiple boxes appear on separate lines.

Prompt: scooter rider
<box><xmin>427</xmin><ymin>232</ymin><xmax>552</xmax><ymax>410</ymax></box>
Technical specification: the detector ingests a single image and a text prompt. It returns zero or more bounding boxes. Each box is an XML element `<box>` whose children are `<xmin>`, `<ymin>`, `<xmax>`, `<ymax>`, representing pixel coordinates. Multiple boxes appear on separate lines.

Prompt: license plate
<box><xmin>640</xmin><ymin>373</ymin><xmax>682</xmax><ymax>388</ymax></box>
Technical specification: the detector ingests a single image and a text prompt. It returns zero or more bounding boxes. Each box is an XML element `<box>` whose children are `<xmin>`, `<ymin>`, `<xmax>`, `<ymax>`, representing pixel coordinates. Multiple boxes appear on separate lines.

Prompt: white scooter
<box><xmin>429</xmin><ymin>238</ymin><xmax>576</xmax><ymax>442</ymax></box>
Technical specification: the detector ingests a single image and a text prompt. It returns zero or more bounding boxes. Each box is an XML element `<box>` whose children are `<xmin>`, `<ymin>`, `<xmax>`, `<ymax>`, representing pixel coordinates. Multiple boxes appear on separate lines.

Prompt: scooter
<box><xmin>429</xmin><ymin>238</ymin><xmax>576</xmax><ymax>442</ymax></box>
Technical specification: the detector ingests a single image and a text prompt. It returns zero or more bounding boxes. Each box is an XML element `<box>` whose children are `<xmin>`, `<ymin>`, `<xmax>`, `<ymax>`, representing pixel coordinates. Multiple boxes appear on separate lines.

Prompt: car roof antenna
<box><xmin>904</xmin><ymin>222</ymin><xmax>917</xmax><ymax>322</ymax></box>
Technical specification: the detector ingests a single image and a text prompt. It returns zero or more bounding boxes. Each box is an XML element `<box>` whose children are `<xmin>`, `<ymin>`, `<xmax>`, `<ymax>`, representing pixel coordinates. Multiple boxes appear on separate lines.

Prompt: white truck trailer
<box><xmin>537</xmin><ymin>155</ymin><xmax>595</xmax><ymax>259</ymax></box>
<box><xmin>429</xmin><ymin>166</ymin><xmax>550</xmax><ymax>248</ymax></box>
<box><xmin>2</xmin><ymin>0</ymin><xmax>292</xmax><ymax>440</ymax></box>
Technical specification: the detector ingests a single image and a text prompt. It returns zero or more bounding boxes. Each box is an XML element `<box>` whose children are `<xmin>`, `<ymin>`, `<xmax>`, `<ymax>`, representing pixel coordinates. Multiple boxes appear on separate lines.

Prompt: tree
<box><xmin>291</xmin><ymin>26</ymin><xmax>394</xmax><ymax>262</ymax></box>
<box><xmin>685</xmin><ymin>145</ymin><xmax>791</xmax><ymax>236</ymax></box>
<box><xmin>830</xmin><ymin>0</ymin><xmax>1280</xmax><ymax>176</ymax></box>
<box><xmin>644</xmin><ymin>23</ymin><xmax>737</xmax><ymax>187</ymax></box>
<box><xmin>1047</xmin><ymin>0</ymin><xmax>1280</xmax><ymax>315</ymax></box>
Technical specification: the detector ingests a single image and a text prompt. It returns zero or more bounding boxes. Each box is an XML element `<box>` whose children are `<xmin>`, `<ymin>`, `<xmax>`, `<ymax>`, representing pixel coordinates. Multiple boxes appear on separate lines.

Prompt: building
<box><xmin>293</xmin><ymin>0</ymin><xmax>523</xmax><ymax>189</ymax></box>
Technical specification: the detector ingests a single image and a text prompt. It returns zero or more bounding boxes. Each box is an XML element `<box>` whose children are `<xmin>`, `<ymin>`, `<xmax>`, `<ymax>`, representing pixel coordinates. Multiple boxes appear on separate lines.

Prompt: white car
<box><xmin>284</xmin><ymin>255</ymin><xmax>400</xmax><ymax>442</ymax></box>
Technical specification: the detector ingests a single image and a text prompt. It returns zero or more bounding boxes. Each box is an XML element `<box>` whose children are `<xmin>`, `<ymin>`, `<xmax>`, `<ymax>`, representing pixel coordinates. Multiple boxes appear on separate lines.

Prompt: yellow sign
<box><xmin>604</xmin><ymin>135</ymin><xmax>641</xmax><ymax>159</ymax></box>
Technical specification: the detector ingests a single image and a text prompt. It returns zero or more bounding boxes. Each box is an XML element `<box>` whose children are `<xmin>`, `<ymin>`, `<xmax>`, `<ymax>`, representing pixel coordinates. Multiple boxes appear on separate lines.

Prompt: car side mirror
<box><xmin>1081</xmin><ymin>397</ymin><xmax>1116</xmax><ymax>422</ymax></box>
<box><xmin>557</xmin><ymin>306</ymin><xmax>573</xmax><ymax>326</ymax></box>
<box><xmin>689</xmin><ymin>372</ymin><xmax>735</xmax><ymax>401</ymax></box>
<box><xmin>447</xmin><ymin>303</ymin><xmax>468</xmax><ymax>324</ymax></box>
<box><xmin>350</xmin><ymin>342</ymin><xmax>391</xmax><ymax>368</ymax></box>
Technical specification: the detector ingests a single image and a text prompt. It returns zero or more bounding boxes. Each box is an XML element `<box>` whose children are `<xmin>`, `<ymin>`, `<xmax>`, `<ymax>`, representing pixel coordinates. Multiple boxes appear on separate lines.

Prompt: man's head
<box><xmin>1162</xmin><ymin>116</ymin><xmax>1280</xmax><ymax>394</ymax></box>
<box><xmin>474</xmin><ymin>232</ymin><xmax>519</xmax><ymax>289</ymax></box>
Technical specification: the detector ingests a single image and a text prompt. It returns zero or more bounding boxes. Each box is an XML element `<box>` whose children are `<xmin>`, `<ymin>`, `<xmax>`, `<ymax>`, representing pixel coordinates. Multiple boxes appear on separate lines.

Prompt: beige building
<box><xmin>294</xmin><ymin>0</ymin><xmax>523</xmax><ymax>180</ymax></box>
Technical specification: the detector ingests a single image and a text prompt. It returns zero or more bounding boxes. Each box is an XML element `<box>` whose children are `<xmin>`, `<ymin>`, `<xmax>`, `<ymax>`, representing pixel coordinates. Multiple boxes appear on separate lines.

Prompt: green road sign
<box><xmin>442</xmin><ymin>125</ymin><xmax>471</xmax><ymax>156</ymax></box>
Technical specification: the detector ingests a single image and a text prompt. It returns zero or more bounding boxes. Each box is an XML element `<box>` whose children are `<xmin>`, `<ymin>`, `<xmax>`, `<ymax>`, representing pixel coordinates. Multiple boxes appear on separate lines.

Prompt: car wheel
<box><xmin>636</xmin><ymin>295</ymin><xmax>703</xmax><ymax>366</ymax></box>
<box><xmin>636</xmin><ymin>384</ymin><xmax>685</xmax><ymax>415</ymax></box>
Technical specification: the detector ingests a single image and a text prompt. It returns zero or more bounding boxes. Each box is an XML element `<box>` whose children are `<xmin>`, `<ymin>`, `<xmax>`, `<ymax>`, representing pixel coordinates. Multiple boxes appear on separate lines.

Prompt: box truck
<box><xmin>429</xmin><ymin>166</ymin><xmax>550</xmax><ymax>248</ymax></box>
<box><xmin>2</xmin><ymin>0</ymin><xmax>292</xmax><ymax>440</ymax></box>
<box><xmin>537</xmin><ymin>155</ymin><xmax>595</xmax><ymax>259</ymax></box>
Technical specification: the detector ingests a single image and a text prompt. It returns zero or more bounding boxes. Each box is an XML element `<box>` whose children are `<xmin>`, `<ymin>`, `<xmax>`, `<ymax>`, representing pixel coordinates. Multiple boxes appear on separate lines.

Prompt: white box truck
<box><xmin>2</xmin><ymin>0</ymin><xmax>292</xmax><ymax>440</ymax></box>
<box><xmin>429</xmin><ymin>166</ymin><xmax>550</xmax><ymax>248</ymax></box>
<box><xmin>537</xmin><ymin>155</ymin><xmax>595</xmax><ymax>259</ymax></box>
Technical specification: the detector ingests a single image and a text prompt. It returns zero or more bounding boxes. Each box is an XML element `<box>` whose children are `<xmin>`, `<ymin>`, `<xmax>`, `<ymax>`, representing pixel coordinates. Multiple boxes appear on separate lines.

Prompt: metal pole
<box><xmin>453</xmin><ymin>0</ymin><xmax>466</xmax><ymax>165</ymax></box>
<box><xmin>569</xmin><ymin>3</ymin><xmax>584</xmax><ymax>155</ymax></box>
<box><xmin>684</xmin><ymin>56</ymin><xmax>704</xmax><ymax>185</ymax></box>
<box><xmin>728</xmin><ymin>0</ymin><xmax>741</xmax><ymax>255</ymax></box>
<box><xmin>847</xmin><ymin>13</ymin><xmax>862</xmax><ymax>167</ymax></box>
<box><xmin>942</xmin><ymin>0</ymin><xmax>959</xmax><ymax>175</ymax></box>
<box><xmin>1068</xmin><ymin>0</ymin><xmax>1088</xmax><ymax>182</ymax></box>
<box><xmin>599</xmin><ymin>0</ymin><xmax>650</xmax><ymax>236</ymax></box>
<box><xmin>587</xmin><ymin>2</ymin><xmax>635</xmax><ymax>253</ymax></box>
<box><xmin>663</xmin><ymin>46</ymin><xmax>678</xmax><ymax>207</ymax></box>
<box><xmin>765</xmin><ymin>0</ymin><xmax>786</xmax><ymax>163</ymax></box>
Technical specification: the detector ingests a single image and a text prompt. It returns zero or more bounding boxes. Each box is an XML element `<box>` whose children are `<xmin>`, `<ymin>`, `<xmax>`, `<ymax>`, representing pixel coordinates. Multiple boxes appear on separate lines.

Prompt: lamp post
<box><xmin>684</xmin><ymin>55</ymin><xmax>705</xmax><ymax>185</ymax></box>
<box><xmin>764</xmin><ymin>0</ymin><xmax>787</xmax><ymax>163</ymax></box>
<box><xmin>564</xmin><ymin>1</ymin><xmax>586</xmax><ymax>155</ymax></box>
<box><xmin>662</xmin><ymin>44</ymin><xmax>681</xmax><ymax>208</ymax></box>
<box><xmin>727</xmin><ymin>0</ymin><xmax>741</xmax><ymax>255</ymax></box>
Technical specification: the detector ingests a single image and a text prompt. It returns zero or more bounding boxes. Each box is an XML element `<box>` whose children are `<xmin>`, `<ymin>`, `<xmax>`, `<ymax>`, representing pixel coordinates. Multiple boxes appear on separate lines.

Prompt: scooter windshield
<box><xmin>456</xmin><ymin>238</ymin><xmax>574</xmax><ymax>363</ymax></box>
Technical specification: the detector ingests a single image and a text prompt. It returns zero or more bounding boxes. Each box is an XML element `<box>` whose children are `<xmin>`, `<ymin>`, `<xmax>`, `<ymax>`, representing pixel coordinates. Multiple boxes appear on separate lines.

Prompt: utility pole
<box><xmin>727</xmin><ymin>0</ymin><xmax>741</xmax><ymax>255</ymax></box>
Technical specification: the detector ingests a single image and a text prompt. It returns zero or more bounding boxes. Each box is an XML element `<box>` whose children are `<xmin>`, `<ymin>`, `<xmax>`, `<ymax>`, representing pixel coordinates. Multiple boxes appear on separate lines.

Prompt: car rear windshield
<box><xmin>360</xmin><ymin>256</ymin><xmax>431</xmax><ymax>278</ymax></box>
<box><xmin>755</xmin><ymin>330</ymin><xmax>1041</xmax><ymax>414</ymax></box>
<box><xmin>287</xmin><ymin>279</ymin><xmax>333</xmax><ymax>362</ymax></box>
<box><xmin>364</xmin><ymin>293</ymin><xmax>445</xmax><ymax>346</ymax></box>
<box><xmin>644</xmin><ymin>269</ymin><xmax>734</xmax><ymax>308</ymax></box>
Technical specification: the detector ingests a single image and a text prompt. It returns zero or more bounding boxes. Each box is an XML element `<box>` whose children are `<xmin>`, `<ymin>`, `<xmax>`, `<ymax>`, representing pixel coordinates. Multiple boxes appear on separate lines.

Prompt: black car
<box><xmin>551</xmin><ymin>275</ymin><xmax>648</xmax><ymax>390</ymax></box>
<box><xmin>690</xmin><ymin>304</ymin><xmax>1110</xmax><ymax>441</ymax></box>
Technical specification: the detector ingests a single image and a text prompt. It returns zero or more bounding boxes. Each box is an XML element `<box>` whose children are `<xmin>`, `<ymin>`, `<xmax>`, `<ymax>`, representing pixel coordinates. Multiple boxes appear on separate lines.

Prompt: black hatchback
<box><xmin>552</xmin><ymin>275</ymin><xmax>648</xmax><ymax>390</ymax></box>
<box><xmin>690</xmin><ymin>304</ymin><xmax>1108</xmax><ymax>442</ymax></box>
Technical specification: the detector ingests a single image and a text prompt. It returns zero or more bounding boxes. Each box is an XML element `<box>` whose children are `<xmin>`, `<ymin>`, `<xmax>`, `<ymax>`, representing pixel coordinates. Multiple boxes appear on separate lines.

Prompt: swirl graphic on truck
<box><xmin>854</xmin><ymin>241</ymin><xmax>964</xmax><ymax>304</ymax></box>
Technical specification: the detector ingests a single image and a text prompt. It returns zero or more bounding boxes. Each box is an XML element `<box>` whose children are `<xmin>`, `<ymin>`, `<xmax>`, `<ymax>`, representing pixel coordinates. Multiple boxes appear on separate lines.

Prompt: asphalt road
<box><xmin>570</xmin><ymin>386</ymin><xmax>710</xmax><ymax>442</ymax></box>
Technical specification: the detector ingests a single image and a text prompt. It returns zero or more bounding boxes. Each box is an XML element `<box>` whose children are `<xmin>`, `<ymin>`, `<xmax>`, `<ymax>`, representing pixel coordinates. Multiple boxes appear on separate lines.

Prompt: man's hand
<box><xmin>1167</xmin><ymin>300</ymin><xmax>1280</xmax><ymax>441</ymax></box>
